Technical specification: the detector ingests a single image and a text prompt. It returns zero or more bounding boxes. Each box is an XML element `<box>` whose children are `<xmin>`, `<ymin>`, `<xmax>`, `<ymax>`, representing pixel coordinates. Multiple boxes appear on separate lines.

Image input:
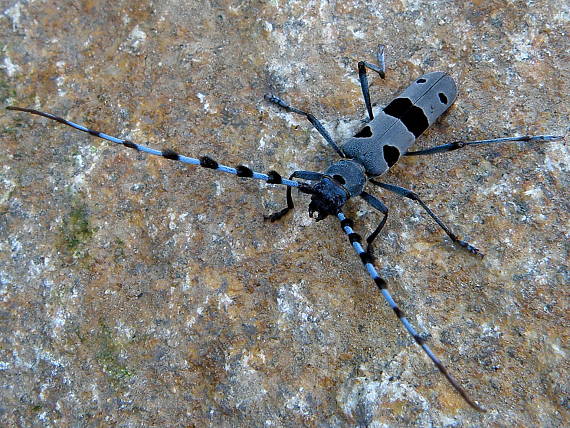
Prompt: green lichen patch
<box><xmin>0</xmin><ymin>77</ymin><xmax>16</xmax><ymax>104</ymax></box>
<box><xmin>58</xmin><ymin>196</ymin><xmax>95</xmax><ymax>261</ymax></box>
<box><xmin>95</xmin><ymin>321</ymin><xmax>134</xmax><ymax>386</ymax></box>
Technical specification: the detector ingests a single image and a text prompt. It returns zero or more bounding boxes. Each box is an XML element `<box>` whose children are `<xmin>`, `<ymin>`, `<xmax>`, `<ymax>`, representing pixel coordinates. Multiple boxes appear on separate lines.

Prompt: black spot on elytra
<box><xmin>383</xmin><ymin>97</ymin><xmax>429</xmax><ymax>137</ymax></box>
<box><xmin>354</xmin><ymin>125</ymin><xmax>372</xmax><ymax>138</ymax></box>
<box><xmin>383</xmin><ymin>145</ymin><xmax>400</xmax><ymax>168</ymax></box>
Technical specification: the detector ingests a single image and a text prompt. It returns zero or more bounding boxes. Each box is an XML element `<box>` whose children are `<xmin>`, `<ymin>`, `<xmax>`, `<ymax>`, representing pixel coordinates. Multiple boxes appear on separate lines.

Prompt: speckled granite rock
<box><xmin>1</xmin><ymin>1</ymin><xmax>568</xmax><ymax>426</ymax></box>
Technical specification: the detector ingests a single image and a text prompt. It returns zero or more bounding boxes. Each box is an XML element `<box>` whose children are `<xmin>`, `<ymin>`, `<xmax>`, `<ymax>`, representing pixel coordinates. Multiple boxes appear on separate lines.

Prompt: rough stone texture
<box><xmin>1</xmin><ymin>1</ymin><xmax>568</xmax><ymax>426</ymax></box>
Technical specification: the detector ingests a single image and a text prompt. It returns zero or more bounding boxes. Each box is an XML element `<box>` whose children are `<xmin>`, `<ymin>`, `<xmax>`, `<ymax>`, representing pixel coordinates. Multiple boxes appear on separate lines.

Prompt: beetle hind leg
<box><xmin>404</xmin><ymin>135</ymin><xmax>564</xmax><ymax>156</ymax></box>
<box><xmin>370</xmin><ymin>180</ymin><xmax>483</xmax><ymax>257</ymax></box>
<box><xmin>358</xmin><ymin>44</ymin><xmax>386</xmax><ymax>121</ymax></box>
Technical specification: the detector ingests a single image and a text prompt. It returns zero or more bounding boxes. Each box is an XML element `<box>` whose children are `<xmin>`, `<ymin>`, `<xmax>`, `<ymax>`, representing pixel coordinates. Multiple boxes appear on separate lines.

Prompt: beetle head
<box><xmin>306</xmin><ymin>177</ymin><xmax>348</xmax><ymax>221</ymax></box>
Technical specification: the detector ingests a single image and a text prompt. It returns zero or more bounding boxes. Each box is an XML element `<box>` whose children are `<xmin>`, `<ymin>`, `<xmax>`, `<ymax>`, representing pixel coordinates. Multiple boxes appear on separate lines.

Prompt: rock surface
<box><xmin>1</xmin><ymin>0</ymin><xmax>568</xmax><ymax>426</ymax></box>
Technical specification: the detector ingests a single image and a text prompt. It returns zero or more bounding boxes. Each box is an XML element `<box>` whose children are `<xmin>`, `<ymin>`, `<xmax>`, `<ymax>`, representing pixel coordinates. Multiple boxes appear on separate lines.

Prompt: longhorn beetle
<box><xmin>6</xmin><ymin>46</ymin><xmax>563</xmax><ymax>411</ymax></box>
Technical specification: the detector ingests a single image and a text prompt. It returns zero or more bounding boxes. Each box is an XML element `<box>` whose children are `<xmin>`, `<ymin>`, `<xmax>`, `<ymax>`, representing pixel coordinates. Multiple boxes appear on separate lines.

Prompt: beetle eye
<box><xmin>332</xmin><ymin>175</ymin><xmax>346</xmax><ymax>184</ymax></box>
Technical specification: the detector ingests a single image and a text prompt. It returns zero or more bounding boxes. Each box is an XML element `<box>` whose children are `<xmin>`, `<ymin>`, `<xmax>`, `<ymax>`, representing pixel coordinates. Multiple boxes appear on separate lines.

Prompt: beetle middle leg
<box><xmin>369</xmin><ymin>180</ymin><xmax>482</xmax><ymax>256</ymax></box>
<box><xmin>359</xmin><ymin>191</ymin><xmax>389</xmax><ymax>256</ymax></box>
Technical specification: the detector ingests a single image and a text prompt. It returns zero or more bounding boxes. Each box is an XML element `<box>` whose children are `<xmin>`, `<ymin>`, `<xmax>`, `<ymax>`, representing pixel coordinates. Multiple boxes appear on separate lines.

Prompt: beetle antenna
<box><xmin>337</xmin><ymin>211</ymin><xmax>486</xmax><ymax>412</ymax></box>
